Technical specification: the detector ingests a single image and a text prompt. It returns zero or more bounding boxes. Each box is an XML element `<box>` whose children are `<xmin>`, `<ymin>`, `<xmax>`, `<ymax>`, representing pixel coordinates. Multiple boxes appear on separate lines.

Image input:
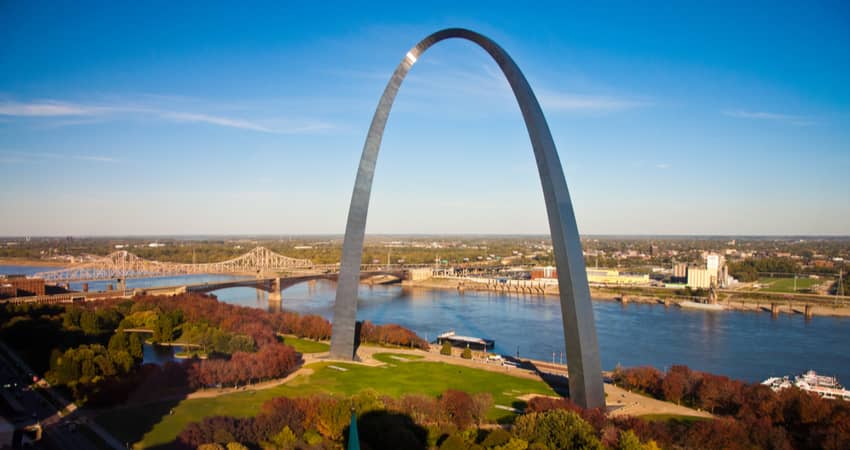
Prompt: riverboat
<box><xmin>762</xmin><ymin>370</ymin><xmax>850</xmax><ymax>401</ymax></box>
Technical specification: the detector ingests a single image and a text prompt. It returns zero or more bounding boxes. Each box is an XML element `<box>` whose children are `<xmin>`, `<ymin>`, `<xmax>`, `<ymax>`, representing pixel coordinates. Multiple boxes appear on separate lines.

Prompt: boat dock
<box><xmin>436</xmin><ymin>330</ymin><xmax>495</xmax><ymax>350</ymax></box>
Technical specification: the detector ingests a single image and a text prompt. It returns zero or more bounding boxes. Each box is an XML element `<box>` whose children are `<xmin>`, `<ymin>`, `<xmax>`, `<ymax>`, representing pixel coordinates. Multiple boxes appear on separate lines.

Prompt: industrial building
<box><xmin>680</xmin><ymin>254</ymin><xmax>732</xmax><ymax>289</ymax></box>
<box><xmin>531</xmin><ymin>266</ymin><xmax>650</xmax><ymax>285</ymax></box>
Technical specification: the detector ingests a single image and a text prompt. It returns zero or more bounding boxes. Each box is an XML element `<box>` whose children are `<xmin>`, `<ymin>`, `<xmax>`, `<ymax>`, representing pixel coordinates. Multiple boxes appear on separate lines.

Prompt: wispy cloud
<box><xmin>655</xmin><ymin>163</ymin><xmax>671</xmax><ymax>169</ymax></box>
<box><xmin>0</xmin><ymin>98</ymin><xmax>335</xmax><ymax>134</ymax></box>
<box><xmin>723</xmin><ymin>110</ymin><xmax>815</xmax><ymax>126</ymax></box>
<box><xmin>160</xmin><ymin>112</ymin><xmax>274</xmax><ymax>132</ymax></box>
<box><xmin>0</xmin><ymin>150</ymin><xmax>117</xmax><ymax>164</ymax></box>
<box><xmin>73</xmin><ymin>155</ymin><xmax>117</xmax><ymax>163</ymax></box>
<box><xmin>538</xmin><ymin>91</ymin><xmax>650</xmax><ymax>112</ymax></box>
<box><xmin>0</xmin><ymin>101</ymin><xmax>99</xmax><ymax>117</ymax></box>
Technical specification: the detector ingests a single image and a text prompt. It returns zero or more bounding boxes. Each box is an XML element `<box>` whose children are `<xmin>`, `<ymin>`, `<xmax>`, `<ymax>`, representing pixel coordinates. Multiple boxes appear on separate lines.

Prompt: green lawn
<box><xmin>97</xmin><ymin>352</ymin><xmax>556</xmax><ymax>448</ymax></box>
<box><xmin>757</xmin><ymin>277</ymin><xmax>821</xmax><ymax>293</ymax></box>
<box><xmin>281</xmin><ymin>335</ymin><xmax>330</xmax><ymax>353</ymax></box>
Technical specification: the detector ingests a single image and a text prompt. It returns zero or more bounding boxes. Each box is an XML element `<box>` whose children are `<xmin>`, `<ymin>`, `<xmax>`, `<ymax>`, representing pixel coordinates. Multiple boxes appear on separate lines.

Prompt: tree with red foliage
<box><xmin>684</xmin><ymin>417</ymin><xmax>754</xmax><ymax>450</ymax></box>
<box><xmin>187</xmin><ymin>343</ymin><xmax>299</xmax><ymax>388</ymax></box>
<box><xmin>438</xmin><ymin>390</ymin><xmax>475</xmax><ymax>429</ymax></box>
<box><xmin>613</xmin><ymin>366</ymin><xmax>662</xmax><ymax>396</ymax></box>
<box><xmin>526</xmin><ymin>396</ymin><xmax>582</xmax><ymax>414</ymax></box>
<box><xmin>661</xmin><ymin>366</ymin><xmax>688</xmax><ymax>405</ymax></box>
<box><xmin>253</xmin><ymin>396</ymin><xmax>307</xmax><ymax>439</ymax></box>
<box><xmin>359</xmin><ymin>321</ymin><xmax>429</xmax><ymax>349</ymax></box>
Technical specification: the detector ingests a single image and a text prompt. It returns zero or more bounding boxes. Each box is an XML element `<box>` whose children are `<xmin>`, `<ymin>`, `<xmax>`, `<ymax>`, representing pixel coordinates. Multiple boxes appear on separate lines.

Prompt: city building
<box><xmin>0</xmin><ymin>275</ymin><xmax>46</xmax><ymax>298</ymax></box>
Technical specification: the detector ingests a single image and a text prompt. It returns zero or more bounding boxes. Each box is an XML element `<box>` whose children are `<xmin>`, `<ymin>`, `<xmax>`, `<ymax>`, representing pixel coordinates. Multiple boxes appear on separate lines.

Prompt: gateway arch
<box><xmin>330</xmin><ymin>28</ymin><xmax>605</xmax><ymax>409</ymax></box>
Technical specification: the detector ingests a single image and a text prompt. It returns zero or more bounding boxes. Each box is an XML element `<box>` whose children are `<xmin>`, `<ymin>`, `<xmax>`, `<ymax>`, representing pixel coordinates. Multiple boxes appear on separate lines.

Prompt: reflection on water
<box><xmin>143</xmin><ymin>343</ymin><xmax>179</xmax><ymax>365</ymax></box>
<box><xmin>213</xmin><ymin>280</ymin><xmax>850</xmax><ymax>383</ymax></box>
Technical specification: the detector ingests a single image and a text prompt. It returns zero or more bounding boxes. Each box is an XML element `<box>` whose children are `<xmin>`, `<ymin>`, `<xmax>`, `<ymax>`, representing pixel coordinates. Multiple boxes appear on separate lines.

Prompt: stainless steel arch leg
<box><xmin>329</xmin><ymin>28</ymin><xmax>605</xmax><ymax>409</ymax></box>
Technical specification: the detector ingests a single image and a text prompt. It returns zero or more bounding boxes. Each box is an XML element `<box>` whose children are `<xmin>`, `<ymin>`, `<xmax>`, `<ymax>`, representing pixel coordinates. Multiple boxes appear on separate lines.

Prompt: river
<box><xmin>3</xmin><ymin>265</ymin><xmax>848</xmax><ymax>383</ymax></box>
<box><xmin>212</xmin><ymin>280</ymin><xmax>850</xmax><ymax>384</ymax></box>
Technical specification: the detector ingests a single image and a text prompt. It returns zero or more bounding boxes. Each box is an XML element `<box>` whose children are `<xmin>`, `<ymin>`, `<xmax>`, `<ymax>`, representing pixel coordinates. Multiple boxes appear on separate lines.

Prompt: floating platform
<box><xmin>437</xmin><ymin>330</ymin><xmax>494</xmax><ymax>350</ymax></box>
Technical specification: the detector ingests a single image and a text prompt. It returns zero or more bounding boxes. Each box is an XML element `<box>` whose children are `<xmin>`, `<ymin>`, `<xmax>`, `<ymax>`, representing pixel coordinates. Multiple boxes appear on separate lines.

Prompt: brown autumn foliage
<box><xmin>186</xmin><ymin>343</ymin><xmax>299</xmax><ymax>388</ymax></box>
<box><xmin>359</xmin><ymin>320</ymin><xmax>429</xmax><ymax>350</ymax></box>
<box><xmin>612</xmin><ymin>365</ymin><xmax>850</xmax><ymax>449</ymax></box>
<box><xmin>438</xmin><ymin>390</ymin><xmax>475</xmax><ymax>429</ymax></box>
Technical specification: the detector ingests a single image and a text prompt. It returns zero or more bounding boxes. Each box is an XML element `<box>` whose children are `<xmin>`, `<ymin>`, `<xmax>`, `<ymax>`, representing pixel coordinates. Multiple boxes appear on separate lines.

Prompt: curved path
<box><xmin>330</xmin><ymin>27</ymin><xmax>604</xmax><ymax>409</ymax></box>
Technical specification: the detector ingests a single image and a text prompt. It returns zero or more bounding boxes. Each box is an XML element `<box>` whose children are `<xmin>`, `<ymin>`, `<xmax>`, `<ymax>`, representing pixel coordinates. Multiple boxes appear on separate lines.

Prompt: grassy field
<box><xmin>96</xmin><ymin>353</ymin><xmax>556</xmax><ymax>448</ymax></box>
<box><xmin>281</xmin><ymin>335</ymin><xmax>330</xmax><ymax>353</ymax></box>
<box><xmin>757</xmin><ymin>277</ymin><xmax>821</xmax><ymax>293</ymax></box>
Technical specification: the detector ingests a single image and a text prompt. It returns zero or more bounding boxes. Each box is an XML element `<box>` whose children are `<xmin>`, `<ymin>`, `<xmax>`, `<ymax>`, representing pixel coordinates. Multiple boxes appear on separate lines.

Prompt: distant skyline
<box><xmin>2</xmin><ymin>2</ymin><xmax>849</xmax><ymax>236</ymax></box>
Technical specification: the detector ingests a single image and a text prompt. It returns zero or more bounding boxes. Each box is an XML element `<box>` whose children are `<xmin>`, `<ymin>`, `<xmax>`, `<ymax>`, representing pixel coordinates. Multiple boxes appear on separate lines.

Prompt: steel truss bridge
<box><xmin>33</xmin><ymin>246</ymin><xmax>316</xmax><ymax>282</ymax></box>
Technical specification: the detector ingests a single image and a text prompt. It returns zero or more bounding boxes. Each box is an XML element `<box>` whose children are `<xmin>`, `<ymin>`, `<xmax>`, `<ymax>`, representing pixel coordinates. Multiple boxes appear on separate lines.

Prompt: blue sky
<box><xmin>1</xmin><ymin>1</ymin><xmax>848</xmax><ymax>236</ymax></box>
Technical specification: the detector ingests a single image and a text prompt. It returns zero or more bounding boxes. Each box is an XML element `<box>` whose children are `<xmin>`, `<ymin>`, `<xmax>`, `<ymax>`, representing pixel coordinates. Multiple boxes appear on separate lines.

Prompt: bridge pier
<box><xmin>770</xmin><ymin>303</ymin><xmax>780</xmax><ymax>316</ymax></box>
<box><xmin>269</xmin><ymin>290</ymin><xmax>282</xmax><ymax>306</ymax></box>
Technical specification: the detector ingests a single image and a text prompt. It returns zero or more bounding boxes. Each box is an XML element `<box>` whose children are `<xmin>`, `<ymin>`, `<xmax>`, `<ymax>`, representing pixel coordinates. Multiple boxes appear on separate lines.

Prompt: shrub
<box><xmin>441</xmin><ymin>341</ymin><xmax>453</xmax><ymax>356</ymax></box>
<box><xmin>462</xmin><ymin>347</ymin><xmax>473</xmax><ymax>359</ymax></box>
<box><xmin>440</xmin><ymin>433</ymin><xmax>470</xmax><ymax>450</ymax></box>
<box><xmin>481</xmin><ymin>428</ymin><xmax>511</xmax><ymax>447</ymax></box>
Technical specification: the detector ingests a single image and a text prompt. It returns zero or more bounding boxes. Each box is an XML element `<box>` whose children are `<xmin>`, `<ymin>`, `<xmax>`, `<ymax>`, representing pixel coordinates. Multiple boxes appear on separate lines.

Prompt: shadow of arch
<box><xmin>329</xmin><ymin>28</ymin><xmax>604</xmax><ymax>409</ymax></box>
<box><xmin>344</xmin><ymin>410</ymin><xmax>428</xmax><ymax>450</ymax></box>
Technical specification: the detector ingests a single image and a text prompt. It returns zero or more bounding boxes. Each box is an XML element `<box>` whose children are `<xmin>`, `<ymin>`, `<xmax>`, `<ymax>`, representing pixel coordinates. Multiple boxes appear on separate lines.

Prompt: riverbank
<box><xmin>0</xmin><ymin>258</ymin><xmax>66</xmax><ymax>267</ymax></box>
<box><xmin>402</xmin><ymin>277</ymin><xmax>850</xmax><ymax>318</ymax></box>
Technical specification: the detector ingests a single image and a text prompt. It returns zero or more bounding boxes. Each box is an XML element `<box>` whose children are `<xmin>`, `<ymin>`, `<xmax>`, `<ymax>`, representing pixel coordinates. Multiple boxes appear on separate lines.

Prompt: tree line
<box><xmin>176</xmin><ymin>364</ymin><xmax>850</xmax><ymax>449</ymax></box>
<box><xmin>176</xmin><ymin>389</ymin><xmax>664</xmax><ymax>450</ymax></box>
<box><xmin>612</xmin><ymin>365</ymin><xmax>850</xmax><ymax>449</ymax></box>
<box><xmin>1</xmin><ymin>293</ymin><xmax>433</xmax><ymax>407</ymax></box>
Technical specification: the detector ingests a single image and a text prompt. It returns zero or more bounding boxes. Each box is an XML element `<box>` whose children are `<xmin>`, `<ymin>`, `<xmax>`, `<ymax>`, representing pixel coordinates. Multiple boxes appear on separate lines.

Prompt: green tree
<box><xmin>618</xmin><ymin>430</ymin><xmax>643</xmax><ymax>450</ymax></box>
<box><xmin>481</xmin><ymin>429</ymin><xmax>511</xmax><ymax>447</ymax></box>
<box><xmin>62</xmin><ymin>308</ymin><xmax>82</xmax><ymax>329</ymax></box>
<box><xmin>108</xmin><ymin>331</ymin><xmax>128</xmax><ymax>354</ymax></box>
<box><xmin>111</xmin><ymin>350</ymin><xmax>133</xmax><ymax>373</ymax></box>
<box><xmin>513</xmin><ymin>409</ymin><xmax>603</xmax><ymax>450</ymax></box>
<box><xmin>440</xmin><ymin>433</ymin><xmax>470</xmax><ymax>450</ymax></box>
<box><xmin>267</xmin><ymin>426</ymin><xmax>297</xmax><ymax>450</ymax></box>
<box><xmin>79</xmin><ymin>310</ymin><xmax>100</xmax><ymax>335</ymax></box>
<box><xmin>92</xmin><ymin>354</ymin><xmax>116</xmax><ymax>378</ymax></box>
<box><xmin>153</xmin><ymin>314</ymin><xmax>175</xmax><ymax>343</ymax></box>
<box><xmin>127</xmin><ymin>332</ymin><xmax>144</xmax><ymax>360</ymax></box>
